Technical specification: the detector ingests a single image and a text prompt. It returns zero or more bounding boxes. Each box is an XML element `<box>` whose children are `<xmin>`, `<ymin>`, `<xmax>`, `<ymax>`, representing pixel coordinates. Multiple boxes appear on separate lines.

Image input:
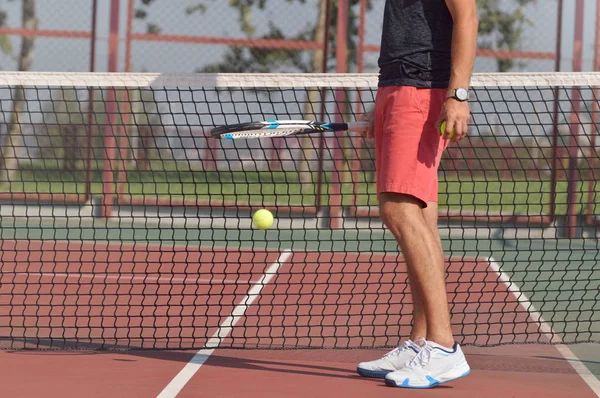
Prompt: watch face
<box><xmin>456</xmin><ymin>88</ymin><xmax>469</xmax><ymax>101</ymax></box>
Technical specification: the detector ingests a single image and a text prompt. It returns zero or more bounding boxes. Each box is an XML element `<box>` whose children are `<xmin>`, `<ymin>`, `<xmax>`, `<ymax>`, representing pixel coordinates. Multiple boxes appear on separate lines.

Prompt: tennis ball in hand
<box><xmin>440</xmin><ymin>120</ymin><xmax>455</xmax><ymax>139</ymax></box>
<box><xmin>252</xmin><ymin>209</ymin><xmax>274</xmax><ymax>230</ymax></box>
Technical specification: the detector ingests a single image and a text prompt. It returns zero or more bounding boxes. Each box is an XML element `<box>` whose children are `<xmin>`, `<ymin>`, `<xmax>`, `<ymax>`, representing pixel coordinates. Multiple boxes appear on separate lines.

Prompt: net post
<box><xmin>117</xmin><ymin>1</ymin><xmax>132</xmax><ymax>204</ymax></box>
<box><xmin>588</xmin><ymin>88</ymin><xmax>599</xmax><ymax>227</ymax></box>
<box><xmin>550</xmin><ymin>0</ymin><xmax>564</xmax><ymax>225</ymax></box>
<box><xmin>357</xmin><ymin>0</ymin><xmax>366</xmax><ymax>74</ymax></box>
<box><xmin>329</xmin><ymin>0</ymin><xmax>350</xmax><ymax>229</ymax></box>
<box><xmin>587</xmin><ymin>0</ymin><xmax>600</xmax><ymax>228</ymax></box>
<box><xmin>84</xmin><ymin>0</ymin><xmax>98</xmax><ymax>206</ymax></box>
<box><xmin>101</xmin><ymin>88</ymin><xmax>118</xmax><ymax>218</ymax></box>
<box><xmin>125</xmin><ymin>0</ymin><xmax>134</xmax><ymax>73</ymax></box>
<box><xmin>348</xmin><ymin>0</ymin><xmax>369</xmax><ymax>217</ymax></box>
<box><xmin>314</xmin><ymin>0</ymin><xmax>333</xmax><ymax>214</ymax></box>
<box><xmin>565</xmin><ymin>0</ymin><xmax>585</xmax><ymax>239</ymax></box>
<box><xmin>116</xmin><ymin>90</ymin><xmax>131</xmax><ymax>201</ymax></box>
<box><xmin>100</xmin><ymin>0</ymin><xmax>121</xmax><ymax>219</ymax></box>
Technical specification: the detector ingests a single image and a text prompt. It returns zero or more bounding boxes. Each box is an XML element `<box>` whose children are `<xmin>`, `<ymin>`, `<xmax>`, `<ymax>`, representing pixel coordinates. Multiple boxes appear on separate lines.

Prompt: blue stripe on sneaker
<box><xmin>386</xmin><ymin>371</ymin><xmax>470</xmax><ymax>389</ymax></box>
<box><xmin>426</xmin><ymin>375</ymin><xmax>440</xmax><ymax>385</ymax></box>
<box><xmin>386</xmin><ymin>378</ymin><xmax>436</xmax><ymax>389</ymax></box>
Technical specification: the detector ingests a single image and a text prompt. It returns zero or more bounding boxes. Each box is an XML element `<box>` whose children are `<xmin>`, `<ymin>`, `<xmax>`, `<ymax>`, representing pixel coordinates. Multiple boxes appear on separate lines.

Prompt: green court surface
<box><xmin>569</xmin><ymin>344</ymin><xmax>600</xmax><ymax>379</ymax></box>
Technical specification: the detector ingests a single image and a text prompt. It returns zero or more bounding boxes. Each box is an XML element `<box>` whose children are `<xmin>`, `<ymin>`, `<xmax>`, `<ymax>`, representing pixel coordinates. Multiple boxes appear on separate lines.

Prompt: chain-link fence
<box><xmin>125</xmin><ymin>0</ymin><xmax>328</xmax><ymax>74</ymax></box>
<box><xmin>0</xmin><ymin>0</ymin><xmax>94</xmax><ymax>72</ymax></box>
<box><xmin>0</xmin><ymin>0</ymin><xmax>598</xmax><ymax>236</ymax></box>
<box><xmin>125</xmin><ymin>0</ymin><xmax>567</xmax><ymax>74</ymax></box>
<box><xmin>0</xmin><ymin>1</ymin><xmax>587</xmax><ymax>74</ymax></box>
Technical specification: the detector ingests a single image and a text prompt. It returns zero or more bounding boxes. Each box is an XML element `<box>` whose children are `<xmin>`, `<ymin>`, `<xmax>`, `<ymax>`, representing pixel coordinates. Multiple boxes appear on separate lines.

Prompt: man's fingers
<box><xmin>359</xmin><ymin>111</ymin><xmax>375</xmax><ymax>138</ymax></box>
<box><xmin>460</xmin><ymin>120</ymin><xmax>468</xmax><ymax>140</ymax></box>
<box><xmin>450</xmin><ymin>119</ymin><xmax>468</xmax><ymax>142</ymax></box>
<box><xmin>443</xmin><ymin>119</ymin><xmax>457</xmax><ymax>140</ymax></box>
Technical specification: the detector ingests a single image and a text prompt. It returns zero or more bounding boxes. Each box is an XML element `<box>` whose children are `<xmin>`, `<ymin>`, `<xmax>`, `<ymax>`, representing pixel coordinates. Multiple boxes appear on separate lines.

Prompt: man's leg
<box><xmin>379</xmin><ymin>192</ymin><xmax>453</xmax><ymax>348</ymax></box>
<box><xmin>395</xmin><ymin>201</ymin><xmax>444</xmax><ymax>341</ymax></box>
<box><xmin>421</xmin><ymin>200</ymin><xmax>445</xmax><ymax>281</ymax></box>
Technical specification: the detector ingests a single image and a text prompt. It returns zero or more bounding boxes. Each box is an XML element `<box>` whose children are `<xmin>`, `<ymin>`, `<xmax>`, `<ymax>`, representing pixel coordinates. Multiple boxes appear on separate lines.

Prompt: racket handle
<box><xmin>327</xmin><ymin>121</ymin><xmax>369</xmax><ymax>132</ymax></box>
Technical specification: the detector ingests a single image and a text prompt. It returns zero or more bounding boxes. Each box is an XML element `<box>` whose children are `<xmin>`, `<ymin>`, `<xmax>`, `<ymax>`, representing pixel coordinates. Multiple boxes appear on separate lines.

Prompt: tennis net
<box><xmin>0</xmin><ymin>72</ymin><xmax>597</xmax><ymax>350</ymax></box>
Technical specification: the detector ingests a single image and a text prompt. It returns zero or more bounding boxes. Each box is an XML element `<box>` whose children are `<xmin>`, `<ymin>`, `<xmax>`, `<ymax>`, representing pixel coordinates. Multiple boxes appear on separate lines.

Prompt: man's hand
<box><xmin>441</xmin><ymin>0</ymin><xmax>477</xmax><ymax>143</ymax></box>
<box><xmin>437</xmin><ymin>99</ymin><xmax>470</xmax><ymax>142</ymax></box>
<box><xmin>359</xmin><ymin>110</ymin><xmax>375</xmax><ymax>138</ymax></box>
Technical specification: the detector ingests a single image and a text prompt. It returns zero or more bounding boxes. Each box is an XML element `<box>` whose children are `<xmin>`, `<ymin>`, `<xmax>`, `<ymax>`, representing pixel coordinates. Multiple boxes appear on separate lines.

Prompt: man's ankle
<box><xmin>426</xmin><ymin>336</ymin><xmax>456</xmax><ymax>351</ymax></box>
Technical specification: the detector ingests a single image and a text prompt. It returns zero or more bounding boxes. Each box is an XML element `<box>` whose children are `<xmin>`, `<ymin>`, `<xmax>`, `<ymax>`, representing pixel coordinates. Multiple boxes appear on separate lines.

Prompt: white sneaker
<box><xmin>356</xmin><ymin>338</ymin><xmax>423</xmax><ymax>378</ymax></box>
<box><xmin>384</xmin><ymin>340</ymin><xmax>470</xmax><ymax>388</ymax></box>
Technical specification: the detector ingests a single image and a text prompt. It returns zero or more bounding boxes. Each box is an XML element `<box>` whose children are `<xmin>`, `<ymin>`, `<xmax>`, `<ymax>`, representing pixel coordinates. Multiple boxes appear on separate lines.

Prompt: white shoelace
<box><xmin>384</xmin><ymin>341</ymin><xmax>412</xmax><ymax>358</ymax></box>
<box><xmin>384</xmin><ymin>337</ymin><xmax>426</xmax><ymax>359</ymax></box>
<box><xmin>406</xmin><ymin>343</ymin><xmax>433</xmax><ymax>369</ymax></box>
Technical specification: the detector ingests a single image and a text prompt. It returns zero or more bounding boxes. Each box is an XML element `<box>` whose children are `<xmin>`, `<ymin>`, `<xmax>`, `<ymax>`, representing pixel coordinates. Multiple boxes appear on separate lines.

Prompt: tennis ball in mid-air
<box><xmin>252</xmin><ymin>209</ymin><xmax>274</xmax><ymax>230</ymax></box>
<box><xmin>440</xmin><ymin>120</ymin><xmax>455</xmax><ymax>139</ymax></box>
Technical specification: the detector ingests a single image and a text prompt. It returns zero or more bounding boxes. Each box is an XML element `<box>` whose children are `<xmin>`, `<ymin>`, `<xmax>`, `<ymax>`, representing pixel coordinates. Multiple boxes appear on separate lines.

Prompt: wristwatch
<box><xmin>448</xmin><ymin>88</ymin><xmax>469</xmax><ymax>102</ymax></box>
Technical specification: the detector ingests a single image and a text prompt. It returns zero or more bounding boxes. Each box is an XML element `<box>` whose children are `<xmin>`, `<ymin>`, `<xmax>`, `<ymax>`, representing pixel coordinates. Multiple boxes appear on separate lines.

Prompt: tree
<box><xmin>477</xmin><ymin>0</ymin><xmax>538</xmax><ymax>72</ymax></box>
<box><xmin>0</xmin><ymin>0</ymin><xmax>36</xmax><ymax>183</ymax></box>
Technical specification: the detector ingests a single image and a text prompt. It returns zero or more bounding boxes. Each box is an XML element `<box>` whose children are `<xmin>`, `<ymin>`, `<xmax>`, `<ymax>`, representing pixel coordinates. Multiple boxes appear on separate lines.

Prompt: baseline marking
<box><xmin>487</xmin><ymin>257</ymin><xmax>600</xmax><ymax>396</ymax></box>
<box><xmin>156</xmin><ymin>249</ymin><xmax>292</xmax><ymax>398</ymax></box>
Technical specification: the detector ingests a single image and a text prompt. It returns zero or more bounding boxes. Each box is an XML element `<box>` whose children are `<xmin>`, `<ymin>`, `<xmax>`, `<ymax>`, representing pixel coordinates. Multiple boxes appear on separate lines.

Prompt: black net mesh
<box><xmin>0</xmin><ymin>72</ymin><xmax>597</xmax><ymax>350</ymax></box>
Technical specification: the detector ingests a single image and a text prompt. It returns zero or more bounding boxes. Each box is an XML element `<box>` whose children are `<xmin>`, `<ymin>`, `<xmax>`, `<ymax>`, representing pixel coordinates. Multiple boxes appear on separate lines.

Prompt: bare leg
<box><xmin>402</xmin><ymin>201</ymin><xmax>444</xmax><ymax>341</ymax></box>
<box><xmin>384</xmin><ymin>224</ymin><xmax>427</xmax><ymax>341</ymax></box>
<box><xmin>379</xmin><ymin>192</ymin><xmax>453</xmax><ymax>348</ymax></box>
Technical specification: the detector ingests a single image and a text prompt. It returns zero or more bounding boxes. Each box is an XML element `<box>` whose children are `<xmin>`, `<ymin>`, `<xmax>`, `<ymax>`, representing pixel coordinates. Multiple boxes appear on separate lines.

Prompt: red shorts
<box><xmin>374</xmin><ymin>85</ymin><xmax>449</xmax><ymax>206</ymax></box>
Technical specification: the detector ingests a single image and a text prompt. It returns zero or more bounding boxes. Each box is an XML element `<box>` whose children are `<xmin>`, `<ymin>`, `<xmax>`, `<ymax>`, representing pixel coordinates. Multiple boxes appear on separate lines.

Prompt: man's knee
<box><xmin>378</xmin><ymin>192</ymin><xmax>424</xmax><ymax>229</ymax></box>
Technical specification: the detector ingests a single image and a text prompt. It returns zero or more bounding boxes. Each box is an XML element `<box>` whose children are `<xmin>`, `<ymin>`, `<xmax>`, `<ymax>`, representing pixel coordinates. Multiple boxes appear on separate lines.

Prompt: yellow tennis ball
<box><xmin>252</xmin><ymin>209</ymin><xmax>274</xmax><ymax>230</ymax></box>
<box><xmin>440</xmin><ymin>120</ymin><xmax>455</xmax><ymax>139</ymax></box>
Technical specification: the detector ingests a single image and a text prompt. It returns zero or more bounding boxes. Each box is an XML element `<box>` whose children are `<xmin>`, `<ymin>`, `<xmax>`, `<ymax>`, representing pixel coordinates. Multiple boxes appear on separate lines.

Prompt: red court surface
<box><xmin>0</xmin><ymin>240</ymin><xmax>598</xmax><ymax>396</ymax></box>
<box><xmin>0</xmin><ymin>345</ymin><xmax>597</xmax><ymax>397</ymax></box>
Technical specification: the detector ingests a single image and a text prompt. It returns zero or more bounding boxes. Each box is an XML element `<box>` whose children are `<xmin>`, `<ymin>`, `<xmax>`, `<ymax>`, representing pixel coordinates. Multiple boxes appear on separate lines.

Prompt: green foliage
<box><xmin>0</xmin><ymin>3</ymin><xmax>15</xmax><ymax>57</ymax></box>
<box><xmin>136</xmin><ymin>0</ymin><xmax>373</xmax><ymax>73</ymax></box>
<box><xmin>0</xmin><ymin>35</ymin><xmax>12</xmax><ymax>55</ymax></box>
<box><xmin>201</xmin><ymin>23</ymin><xmax>314</xmax><ymax>73</ymax></box>
<box><xmin>477</xmin><ymin>0</ymin><xmax>537</xmax><ymax>72</ymax></box>
<box><xmin>136</xmin><ymin>0</ymin><xmax>537</xmax><ymax>73</ymax></box>
<box><xmin>200</xmin><ymin>0</ymin><xmax>370</xmax><ymax>72</ymax></box>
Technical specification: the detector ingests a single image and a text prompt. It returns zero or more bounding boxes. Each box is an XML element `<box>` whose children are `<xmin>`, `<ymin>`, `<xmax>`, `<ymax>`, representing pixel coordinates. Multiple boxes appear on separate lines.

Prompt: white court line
<box><xmin>487</xmin><ymin>257</ymin><xmax>600</xmax><ymax>396</ymax></box>
<box><xmin>14</xmin><ymin>272</ymin><xmax>247</xmax><ymax>285</ymax></box>
<box><xmin>156</xmin><ymin>249</ymin><xmax>293</xmax><ymax>398</ymax></box>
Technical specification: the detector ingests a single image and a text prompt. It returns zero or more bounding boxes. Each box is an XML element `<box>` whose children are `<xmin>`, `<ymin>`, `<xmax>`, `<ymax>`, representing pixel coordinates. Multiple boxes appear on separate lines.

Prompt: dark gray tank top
<box><xmin>378</xmin><ymin>0</ymin><xmax>454</xmax><ymax>88</ymax></box>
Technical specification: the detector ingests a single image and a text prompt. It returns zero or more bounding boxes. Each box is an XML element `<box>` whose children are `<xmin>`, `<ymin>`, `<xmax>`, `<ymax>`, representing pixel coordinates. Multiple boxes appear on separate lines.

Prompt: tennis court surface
<box><xmin>0</xmin><ymin>72</ymin><xmax>598</xmax><ymax>397</ymax></box>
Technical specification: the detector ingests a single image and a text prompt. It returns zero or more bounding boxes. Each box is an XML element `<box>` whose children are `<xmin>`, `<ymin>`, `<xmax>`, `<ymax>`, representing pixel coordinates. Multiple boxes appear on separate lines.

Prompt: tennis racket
<box><xmin>210</xmin><ymin>120</ymin><xmax>369</xmax><ymax>140</ymax></box>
